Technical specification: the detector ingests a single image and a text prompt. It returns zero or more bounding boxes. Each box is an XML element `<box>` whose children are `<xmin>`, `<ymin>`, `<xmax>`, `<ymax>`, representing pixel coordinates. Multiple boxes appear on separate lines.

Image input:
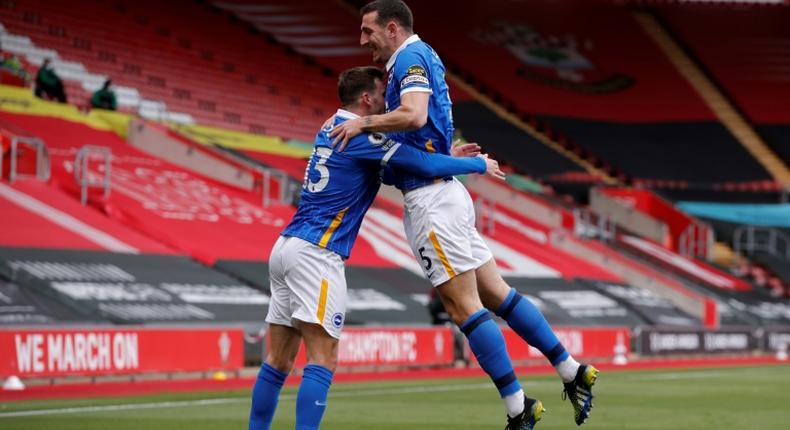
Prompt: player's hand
<box><xmin>451</xmin><ymin>140</ymin><xmax>481</xmax><ymax>158</ymax></box>
<box><xmin>329</xmin><ymin>117</ymin><xmax>364</xmax><ymax>152</ymax></box>
<box><xmin>479</xmin><ymin>154</ymin><xmax>506</xmax><ymax>180</ymax></box>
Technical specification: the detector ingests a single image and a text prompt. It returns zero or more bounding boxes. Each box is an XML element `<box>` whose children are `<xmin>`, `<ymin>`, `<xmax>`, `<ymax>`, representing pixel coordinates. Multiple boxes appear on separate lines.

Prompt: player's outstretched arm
<box><xmin>389</xmin><ymin>143</ymin><xmax>505</xmax><ymax>180</ymax></box>
<box><xmin>329</xmin><ymin>92</ymin><xmax>429</xmax><ymax>151</ymax></box>
<box><xmin>342</xmin><ymin>133</ymin><xmax>504</xmax><ymax>180</ymax></box>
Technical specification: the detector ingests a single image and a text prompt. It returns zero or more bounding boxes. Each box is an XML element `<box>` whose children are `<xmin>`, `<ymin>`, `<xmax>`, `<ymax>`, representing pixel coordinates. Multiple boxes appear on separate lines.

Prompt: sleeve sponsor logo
<box><xmin>407</xmin><ymin>65</ymin><xmax>427</xmax><ymax>77</ymax></box>
<box><xmin>400</xmin><ymin>75</ymin><xmax>430</xmax><ymax>87</ymax></box>
<box><xmin>368</xmin><ymin>132</ymin><xmax>396</xmax><ymax>151</ymax></box>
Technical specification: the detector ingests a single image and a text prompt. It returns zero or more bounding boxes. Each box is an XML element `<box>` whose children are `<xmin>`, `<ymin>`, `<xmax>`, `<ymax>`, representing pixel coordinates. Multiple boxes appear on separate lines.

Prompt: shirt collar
<box><xmin>385</xmin><ymin>34</ymin><xmax>421</xmax><ymax>72</ymax></box>
<box><xmin>335</xmin><ymin>109</ymin><xmax>360</xmax><ymax>120</ymax></box>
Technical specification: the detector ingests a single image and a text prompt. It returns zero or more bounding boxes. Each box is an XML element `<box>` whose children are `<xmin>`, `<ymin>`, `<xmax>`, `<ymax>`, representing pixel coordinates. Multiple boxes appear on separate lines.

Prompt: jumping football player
<box><xmin>329</xmin><ymin>1</ymin><xmax>599</xmax><ymax>428</ymax></box>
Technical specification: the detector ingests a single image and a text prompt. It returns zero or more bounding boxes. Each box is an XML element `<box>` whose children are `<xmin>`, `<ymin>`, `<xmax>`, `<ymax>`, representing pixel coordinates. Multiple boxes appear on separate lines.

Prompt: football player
<box><xmin>329</xmin><ymin>1</ymin><xmax>599</xmax><ymax>428</ymax></box>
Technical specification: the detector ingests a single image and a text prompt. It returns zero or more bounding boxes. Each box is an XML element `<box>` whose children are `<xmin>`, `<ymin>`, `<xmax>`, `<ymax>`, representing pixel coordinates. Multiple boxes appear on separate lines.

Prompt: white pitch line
<box><xmin>0</xmin><ymin>382</ymin><xmax>504</xmax><ymax>418</ymax></box>
<box><xmin>0</xmin><ymin>398</ymin><xmax>241</xmax><ymax>418</ymax></box>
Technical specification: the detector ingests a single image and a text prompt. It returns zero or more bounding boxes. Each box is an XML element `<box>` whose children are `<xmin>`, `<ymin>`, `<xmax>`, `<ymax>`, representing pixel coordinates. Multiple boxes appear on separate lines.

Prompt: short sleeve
<box><xmin>393</xmin><ymin>50</ymin><xmax>432</xmax><ymax>96</ymax></box>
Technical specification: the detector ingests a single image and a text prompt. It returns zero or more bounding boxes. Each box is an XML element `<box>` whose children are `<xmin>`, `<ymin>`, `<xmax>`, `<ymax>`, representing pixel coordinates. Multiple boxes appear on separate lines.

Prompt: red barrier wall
<box><xmin>502</xmin><ymin>327</ymin><xmax>630</xmax><ymax>362</ymax></box>
<box><xmin>0</xmin><ymin>327</ymin><xmax>244</xmax><ymax>378</ymax></box>
<box><xmin>285</xmin><ymin>327</ymin><xmax>455</xmax><ymax>368</ymax></box>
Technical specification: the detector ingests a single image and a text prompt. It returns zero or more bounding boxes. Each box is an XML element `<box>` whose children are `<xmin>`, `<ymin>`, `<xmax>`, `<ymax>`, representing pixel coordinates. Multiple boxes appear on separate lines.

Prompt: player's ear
<box><xmin>386</xmin><ymin>21</ymin><xmax>398</xmax><ymax>38</ymax></box>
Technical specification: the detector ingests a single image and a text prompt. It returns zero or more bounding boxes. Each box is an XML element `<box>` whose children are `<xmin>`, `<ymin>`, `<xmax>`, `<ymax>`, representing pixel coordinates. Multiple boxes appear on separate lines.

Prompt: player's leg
<box><xmin>296</xmin><ymin>322</ymin><xmax>339</xmax><ymax>430</ymax></box>
<box><xmin>250</xmin><ymin>237</ymin><xmax>299</xmax><ymax>430</ymax></box>
<box><xmin>249</xmin><ymin>324</ymin><xmax>301</xmax><ymax>430</ymax></box>
<box><xmin>474</xmin><ymin>240</ymin><xmax>599</xmax><ymax>425</ymax></box>
<box><xmin>436</xmin><ymin>271</ymin><xmax>544</xmax><ymax>429</ymax></box>
<box><xmin>404</xmin><ymin>180</ymin><xmax>543</xmax><ymax>428</ymax></box>
<box><xmin>475</xmin><ymin>260</ymin><xmax>581</xmax><ymax>379</ymax></box>
<box><xmin>287</xmin><ymin>239</ymin><xmax>346</xmax><ymax>430</ymax></box>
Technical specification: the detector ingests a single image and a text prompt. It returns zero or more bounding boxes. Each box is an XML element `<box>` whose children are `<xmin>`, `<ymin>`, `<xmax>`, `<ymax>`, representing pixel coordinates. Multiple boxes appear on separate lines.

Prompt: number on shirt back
<box><xmin>304</xmin><ymin>147</ymin><xmax>332</xmax><ymax>192</ymax></box>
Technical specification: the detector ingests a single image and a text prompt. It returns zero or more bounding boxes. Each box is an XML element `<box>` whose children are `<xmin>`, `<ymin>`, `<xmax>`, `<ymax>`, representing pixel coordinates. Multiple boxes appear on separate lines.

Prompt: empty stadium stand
<box><xmin>408</xmin><ymin>0</ymin><xmax>714</xmax><ymax>122</ymax></box>
<box><xmin>1</xmin><ymin>0</ymin><xmax>787</xmax><ymax>336</ymax></box>
<box><xmin>1</xmin><ymin>96</ymin><xmax>639</xmax><ymax>320</ymax></box>
<box><xmin>0</xmin><ymin>180</ymin><xmax>175</xmax><ymax>254</ymax></box>
<box><xmin>659</xmin><ymin>5</ymin><xmax>790</xmax><ymax>126</ymax></box>
<box><xmin>0</xmin><ymin>109</ymin><xmax>294</xmax><ymax>264</ymax></box>
<box><xmin>0</xmin><ymin>0</ymin><xmax>339</xmax><ymax>140</ymax></box>
<box><xmin>403</xmin><ymin>0</ymin><xmax>778</xmax><ymax>189</ymax></box>
<box><xmin>452</xmin><ymin>103</ymin><xmax>586</xmax><ymax>181</ymax></box>
<box><xmin>648</xmin><ymin>4</ymin><xmax>790</xmax><ymax>187</ymax></box>
<box><xmin>758</xmin><ymin>125</ymin><xmax>790</xmax><ymax>166</ymax></box>
<box><xmin>540</xmin><ymin>118</ymin><xmax>771</xmax><ymax>183</ymax></box>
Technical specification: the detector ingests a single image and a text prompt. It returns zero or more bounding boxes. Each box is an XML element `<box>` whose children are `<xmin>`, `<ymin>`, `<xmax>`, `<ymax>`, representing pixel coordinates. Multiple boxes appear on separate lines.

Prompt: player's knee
<box><xmin>307</xmin><ymin>353</ymin><xmax>337</xmax><ymax>373</ymax></box>
<box><xmin>314</xmin><ymin>359</ymin><xmax>337</xmax><ymax>373</ymax></box>
<box><xmin>437</xmin><ymin>276</ymin><xmax>484</xmax><ymax>325</ymax></box>
<box><xmin>446</xmin><ymin>307</ymin><xmax>471</xmax><ymax>327</ymax></box>
<box><xmin>478</xmin><ymin>282</ymin><xmax>511</xmax><ymax>311</ymax></box>
<box><xmin>476</xmin><ymin>263</ymin><xmax>510</xmax><ymax>310</ymax></box>
<box><xmin>442</xmin><ymin>298</ymin><xmax>484</xmax><ymax>326</ymax></box>
<box><xmin>303</xmin><ymin>331</ymin><xmax>339</xmax><ymax>372</ymax></box>
<box><xmin>265</xmin><ymin>354</ymin><xmax>295</xmax><ymax>374</ymax></box>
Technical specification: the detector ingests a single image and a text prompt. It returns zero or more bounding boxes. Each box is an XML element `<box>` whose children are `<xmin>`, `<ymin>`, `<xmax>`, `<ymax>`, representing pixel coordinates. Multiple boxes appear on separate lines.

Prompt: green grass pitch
<box><xmin>1</xmin><ymin>365</ymin><xmax>788</xmax><ymax>429</ymax></box>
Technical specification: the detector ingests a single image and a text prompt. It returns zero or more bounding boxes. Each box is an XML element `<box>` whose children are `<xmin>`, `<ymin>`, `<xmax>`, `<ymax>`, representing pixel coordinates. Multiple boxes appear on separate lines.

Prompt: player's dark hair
<box><xmin>338</xmin><ymin>66</ymin><xmax>384</xmax><ymax>107</ymax></box>
<box><xmin>360</xmin><ymin>0</ymin><xmax>413</xmax><ymax>32</ymax></box>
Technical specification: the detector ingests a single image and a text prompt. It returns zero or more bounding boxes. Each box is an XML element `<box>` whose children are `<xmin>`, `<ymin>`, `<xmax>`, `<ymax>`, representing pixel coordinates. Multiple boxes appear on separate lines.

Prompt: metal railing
<box><xmin>1</xmin><ymin>136</ymin><xmax>50</xmax><ymax>183</ymax></box>
<box><xmin>573</xmin><ymin>208</ymin><xmax>615</xmax><ymax>243</ymax></box>
<box><xmin>74</xmin><ymin>145</ymin><xmax>112</xmax><ymax>205</ymax></box>
<box><xmin>257</xmin><ymin>168</ymin><xmax>299</xmax><ymax>207</ymax></box>
<box><xmin>678</xmin><ymin>221</ymin><xmax>714</xmax><ymax>261</ymax></box>
<box><xmin>474</xmin><ymin>197</ymin><xmax>496</xmax><ymax>235</ymax></box>
<box><xmin>734</xmin><ymin>225</ymin><xmax>790</xmax><ymax>260</ymax></box>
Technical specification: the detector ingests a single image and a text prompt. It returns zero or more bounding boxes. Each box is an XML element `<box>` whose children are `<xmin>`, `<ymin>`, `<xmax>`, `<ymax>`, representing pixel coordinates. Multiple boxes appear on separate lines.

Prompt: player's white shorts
<box><xmin>403</xmin><ymin>177</ymin><xmax>493</xmax><ymax>287</ymax></box>
<box><xmin>265</xmin><ymin>236</ymin><xmax>347</xmax><ymax>339</ymax></box>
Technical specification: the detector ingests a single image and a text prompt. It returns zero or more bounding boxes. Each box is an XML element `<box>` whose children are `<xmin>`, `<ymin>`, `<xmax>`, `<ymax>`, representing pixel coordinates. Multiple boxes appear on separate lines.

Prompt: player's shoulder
<box><xmin>394</xmin><ymin>43</ymin><xmax>439</xmax><ymax>80</ymax></box>
<box><xmin>394</xmin><ymin>43</ymin><xmax>429</xmax><ymax>69</ymax></box>
<box><xmin>347</xmin><ymin>131</ymin><xmax>398</xmax><ymax>154</ymax></box>
<box><xmin>314</xmin><ymin>127</ymin><xmax>332</xmax><ymax>148</ymax></box>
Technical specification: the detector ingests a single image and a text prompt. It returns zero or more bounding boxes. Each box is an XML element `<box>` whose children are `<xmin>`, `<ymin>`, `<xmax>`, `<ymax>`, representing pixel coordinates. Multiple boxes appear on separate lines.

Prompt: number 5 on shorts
<box><xmin>418</xmin><ymin>247</ymin><xmax>432</xmax><ymax>270</ymax></box>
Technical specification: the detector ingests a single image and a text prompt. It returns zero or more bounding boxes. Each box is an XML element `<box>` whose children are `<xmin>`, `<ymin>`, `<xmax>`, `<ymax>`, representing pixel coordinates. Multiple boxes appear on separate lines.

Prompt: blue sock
<box><xmin>496</xmin><ymin>288</ymin><xmax>569</xmax><ymax>365</ymax></box>
<box><xmin>295</xmin><ymin>364</ymin><xmax>334</xmax><ymax>430</ymax></box>
<box><xmin>461</xmin><ymin>309</ymin><xmax>521</xmax><ymax>397</ymax></box>
<box><xmin>249</xmin><ymin>363</ymin><xmax>288</xmax><ymax>430</ymax></box>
